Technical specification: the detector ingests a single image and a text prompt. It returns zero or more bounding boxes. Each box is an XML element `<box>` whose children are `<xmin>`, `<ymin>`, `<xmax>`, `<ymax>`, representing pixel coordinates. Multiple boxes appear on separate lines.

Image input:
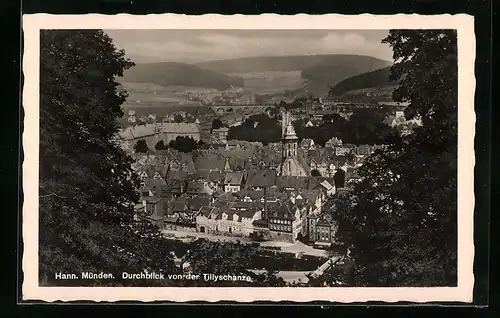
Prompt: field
<box><xmin>121</xmin><ymin>82</ymin><xmax>219</xmax><ymax>105</ymax></box>
<box><xmin>228</xmin><ymin>71</ymin><xmax>304</xmax><ymax>94</ymax></box>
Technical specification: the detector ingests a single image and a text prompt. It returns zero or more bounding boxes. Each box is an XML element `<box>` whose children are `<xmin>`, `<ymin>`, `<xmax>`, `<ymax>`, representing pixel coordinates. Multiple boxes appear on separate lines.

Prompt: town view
<box><xmin>39</xmin><ymin>29</ymin><xmax>458</xmax><ymax>288</ymax></box>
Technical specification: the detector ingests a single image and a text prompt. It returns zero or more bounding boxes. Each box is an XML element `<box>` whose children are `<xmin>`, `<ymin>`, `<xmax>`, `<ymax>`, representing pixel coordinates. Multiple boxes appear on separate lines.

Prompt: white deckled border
<box><xmin>22</xmin><ymin>13</ymin><xmax>476</xmax><ymax>303</ymax></box>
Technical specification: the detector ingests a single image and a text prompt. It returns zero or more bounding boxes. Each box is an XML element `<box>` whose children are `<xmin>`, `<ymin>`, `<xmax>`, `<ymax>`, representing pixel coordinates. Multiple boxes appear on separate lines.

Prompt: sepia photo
<box><xmin>22</xmin><ymin>14</ymin><xmax>475</xmax><ymax>302</ymax></box>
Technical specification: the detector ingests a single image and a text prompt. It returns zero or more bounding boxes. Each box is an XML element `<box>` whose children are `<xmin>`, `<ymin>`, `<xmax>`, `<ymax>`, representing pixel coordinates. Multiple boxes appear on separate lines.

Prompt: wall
<box><xmin>164</xmin><ymin>223</ymin><xmax>197</xmax><ymax>232</ymax></box>
<box><xmin>268</xmin><ymin>231</ymin><xmax>294</xmax><ymax>243</ymax></box>
<box><xmin>163</xmin><ymin>132</ymin><xmax>201</xmax><ymax>144</ymax></box>
<box><xmin>224</xmin><ymin>184</ymin><xmax>241</xmax><ymax>193</ymax></box>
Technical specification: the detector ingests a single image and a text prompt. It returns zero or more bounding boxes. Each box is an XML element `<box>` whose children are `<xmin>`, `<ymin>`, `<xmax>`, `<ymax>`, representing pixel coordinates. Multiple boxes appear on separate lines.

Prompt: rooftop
<box><xmin>162</xmin><ymin>123</ymin><xmax>201</xmax><ymax>134</ymax></box>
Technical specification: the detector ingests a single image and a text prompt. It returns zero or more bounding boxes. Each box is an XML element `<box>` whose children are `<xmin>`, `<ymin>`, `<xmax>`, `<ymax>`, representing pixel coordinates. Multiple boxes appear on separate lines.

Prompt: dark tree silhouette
<box><xmin>211</xmin><ymin>118</ymin><xmax>223</xmax><ymax>130</ymax></box>
<box><xmin>134</xmin><ymin>139</ymin><xmax>149</xmax><ymax>153</ymax></box>
<box><xmin>174</xmin><ymin>114</ymin><xmax>184</xmax><ymax>123</ymax></box>
<box><xmin>333</xmin><ymin>169</ymin><xmax>346</xmax><ymax>188</ymax></box>
<box><xmin>311</xmin><ymin>169</ymin><xmax>322</xmax><ymax>177</ymax></box>
<box><xmin>154</xmin><ymin>140</ymin><xmax>166</xmax><ymax>151</ymax></box>
<box><xmin>327</xmin><ymin>30</ymin><xmax>458</xmax><ymax>287</ymax></box>
<box><xmin>168</xmin><ymin>136</ymin><xmax>198</xmax><ymax>153</ymax></box>
<box><xmin>39</xmin><ymin>30</ymin><xmax>176</xmax><ymax>286</ymax></box>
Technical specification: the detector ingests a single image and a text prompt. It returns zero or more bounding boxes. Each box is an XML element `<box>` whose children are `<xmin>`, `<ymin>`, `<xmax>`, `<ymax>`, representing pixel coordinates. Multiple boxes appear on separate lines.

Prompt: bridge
<box><xmin>209</xmin><ymin>105</ymin><xmax>269</xmax><ymax>115</ymax></box>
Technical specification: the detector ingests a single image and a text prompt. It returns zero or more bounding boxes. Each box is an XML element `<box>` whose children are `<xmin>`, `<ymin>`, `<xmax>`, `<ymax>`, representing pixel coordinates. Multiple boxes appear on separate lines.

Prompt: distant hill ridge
<box><xmin>197</xmin><ymin>54</ymin><xmax>391</xmax><ymax>97</ymax></box>
<box><xmin>120</xmin><ymin>62</ymin><xmax>244</xmax><ymax>91</ymax></box>
<box><xmin>196</xmin><ymin>54</ymin><xmax>390</xmax><ymax>74</ymax></box>
<box><xmin>328</xmin><ymin>66</ymin><xmax>393</xmax><ymax>96</ymax></box>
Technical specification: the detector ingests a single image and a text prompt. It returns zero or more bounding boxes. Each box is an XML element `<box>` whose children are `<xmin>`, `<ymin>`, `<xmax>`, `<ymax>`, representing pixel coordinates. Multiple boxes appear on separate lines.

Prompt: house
<box><xmin>162</xmin><ymin>123</ymin><xmax>201</xmax><ymax>143</ymax></box>
<box><xmin>118</xmin><ymin>123</ymin><xmax>163</xmax><ymax>151</ymax></box>
<box><xmin>223</xmin><ymin>171</ymin><xmax>245</xmax><ymax>193</ymax></box>
<box><xmin>300</xmin><ymin>138</ymin><xmax>315</xmax><ymax>150</ymax></box>
<box><xmin>307</xmin><ymin>214</ymin><xmax>337</xmax><ymax>248</ymax></box>
<box><xmin>144</xmin><ymin>178</ymin><xmax>167</xmax><ymax>196</ymax></box>
<box><xmin>141</xmin><ymin>196</ymin><xmax>167</xmax><ymax>229</ymax></box>
<box><xmin>211</xmin><ymin>127</ymin><xmax>229</xmax><ymax>143</ymax></box>
<box><xmin>186</xmin><ymin>181</ymin><xmax>214</xmax><ymax>197</ymax></box>
<box><xmin>266</xmin><ymin>202</ymin><xmax>304</xmax><ymax>243</ymax></box>
<box><xmin>276</xmin><ymin>176</ymin><xmax>309</xmax><ymax>192</ymax></box>
<box><xmin>159</xmin><ymin>180</ymin><xmax>186</xmax><ymax>198</ymax></box>
<box><xmin>318</xmin><ymin>180</ymin><xmax>336</xmax><ymax>197</ymax></box>
<box><xmin>196</xmin><ymin>206</ymin><xmax>262</xmax><ymax>236</ymax></box>
<box><xmin>325</xmin><ymin>137</ymin><xmax>343</xmax><ymax>148</ymax></box>
<box><xmin>245</xmin><ymin>169</ymin><xmax>277</xmax><ymax>191</ymax></box>
<box><xmin>194</xmin><ymin>153</ymin><xmax>226</xmax><ymax>172</ymax></box>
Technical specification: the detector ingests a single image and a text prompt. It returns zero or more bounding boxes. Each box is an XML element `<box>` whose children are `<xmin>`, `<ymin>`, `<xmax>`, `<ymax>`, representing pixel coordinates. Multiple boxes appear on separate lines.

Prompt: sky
<box><xmin>104</xmin><ymin>29</ymin><xmax>393</xmax><ymax>63</ymax></box>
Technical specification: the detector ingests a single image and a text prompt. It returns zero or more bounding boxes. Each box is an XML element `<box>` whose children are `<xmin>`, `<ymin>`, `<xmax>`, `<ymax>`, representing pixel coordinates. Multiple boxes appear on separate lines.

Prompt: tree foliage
<box><xmin>174</xmin><ymin>114</ymin><xmax>184</xmax><ymax>123</ymax></box>
<box><xmin>154</xmin><ymin>140</ymin><xmax>166</xmax><ymax>151</ymax></box>
<box><xmin>327</xmin><ymin>30</ymin><xmax>458</xmax><ymax>286</ymax></box>
<box><xmin>293</xmin><ymin>108</ymin><xmax>397</xmax><ymax>146</ymax></box>
<box><xmin>134</xmin><ymin>139</ymin><xmax>149</xmax><ymax>153</ymax></box>
<box><xmin>328</xmin><ymin>66</ymin><xmax>392</xmax><ymax>96</ymax></box>
<box><xmin>39</xmin><ymin>30</ymin><xmax>175</xmax><ymax>286</ymax></box>
<box><xmin>168</xmin><ymin>136</ymin><xmax>198</xmax><ymax>153</ymax></box>
<box><xmin>211</xmin><ymin>118</ymin><xmax>223</xmax><ymax>130</ymax></box>
<box><xmin>310</xmin><ymin>169</ymin><xmax>322</xmax><ymax>177</ymax></box>
<box><xmin>227</xmin><ymin>114</ymin><xmax>281</xmax><ymax>145</ymax></box>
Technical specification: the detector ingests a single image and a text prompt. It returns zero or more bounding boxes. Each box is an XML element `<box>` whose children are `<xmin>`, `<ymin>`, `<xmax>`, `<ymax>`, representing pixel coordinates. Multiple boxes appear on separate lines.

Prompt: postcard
<box><xmin>22</xmin><ymin>13</ymin><xmax>475</xmax><ymax>302</ymax></box>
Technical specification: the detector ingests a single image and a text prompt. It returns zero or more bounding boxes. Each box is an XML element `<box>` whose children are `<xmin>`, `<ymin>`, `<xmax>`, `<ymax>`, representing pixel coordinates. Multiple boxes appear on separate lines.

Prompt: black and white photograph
<box><xmin>22</xmin><ymin>14</ymin><xmax>475</xmax><ymax>302</ymax></box>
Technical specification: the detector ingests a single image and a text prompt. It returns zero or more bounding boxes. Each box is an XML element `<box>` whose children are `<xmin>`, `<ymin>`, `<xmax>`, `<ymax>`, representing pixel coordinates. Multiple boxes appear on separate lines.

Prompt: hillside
<box><xmin>196</xmin><ymin>54</ymin><xmax>390</xmax><ymax>75</ymax></box>
<box><xmin>328</xmin><ymin>66</ymin><xmax>393</xmax><ymax>96</ymax></box>
<box><xmin>300</xmin><ymin>57</ymin><xmax>392</xmax><ymax>96</ymax></box>
<box><xmin>196</xmin><ymin>55</ymin><xmax>391</xmax><ymax>97</ymax></box>
<box><xmin>119</xmin><ymin>62</ymin><xmax>244</xmax><ymax>90</ymax></box>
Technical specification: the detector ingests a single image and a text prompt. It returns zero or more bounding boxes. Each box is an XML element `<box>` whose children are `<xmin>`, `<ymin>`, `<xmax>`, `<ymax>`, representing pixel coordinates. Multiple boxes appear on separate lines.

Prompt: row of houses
<box><xmin>136</xmin><ymin>168</ymin><xmax>344</xmax><ymax>244</ymax></box>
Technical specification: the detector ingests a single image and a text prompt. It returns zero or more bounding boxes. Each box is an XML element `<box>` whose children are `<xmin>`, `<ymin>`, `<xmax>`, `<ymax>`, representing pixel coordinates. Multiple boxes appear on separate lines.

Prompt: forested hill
<box><xmin>196</xmin><ymin>54</ymin><xmax>391</xmax><ymax>75</ymax></box>
<box><xmin>328</xmin><ymin>66</ymin><xmax>393</xmax><ymax>96</ymax></box>
<box><xmin>120</xmin><ymin>62</ymin><xmax>244</xmax><ymax>90</ymax></box>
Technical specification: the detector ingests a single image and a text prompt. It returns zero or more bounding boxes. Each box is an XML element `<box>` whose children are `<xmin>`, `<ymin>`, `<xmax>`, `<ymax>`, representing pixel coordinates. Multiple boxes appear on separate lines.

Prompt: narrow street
<box><xmin>162</xmin><ymin>229</ymin><xmax>329</xmax><ymax>257</ymax></box>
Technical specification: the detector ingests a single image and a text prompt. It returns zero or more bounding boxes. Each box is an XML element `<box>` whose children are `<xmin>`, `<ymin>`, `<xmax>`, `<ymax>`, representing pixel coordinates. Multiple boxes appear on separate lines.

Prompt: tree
<box><xmin>39</xmin><ymin>30</ymin><xmax>176</xmax><ymax>286</ymax></box>
<box><xmin>211</xmin><ymin>118</ymin><xmax>223</xmax><ymax>130</ymax></box>
<box><xmin>333</xmin><ymin>169</ymin><xmax>346</xmax><ymax>188</ymax></box>
<box><xmin>328</xmin><ymin>30</ymin><xmax>458</xmax><ymax>287</ymax></box>
<box><xmin>310</xmin><ymin>169</ymin><xmax>322</xmax><ymax>177</ymax></box>
<box><xmin>344</xmin><ymin>108</ymin><xmax>398</xmax><ymax>145</ymax></box>
<box><xmin>168</xmin><ymin>136</ymin><xmax>198</xmax><ymax>153</ymax></box>
<box><xmin>134</xmin><ymin>139</ymin><xmax>149</xmax><ymax>153</ymax></box>
<box><xmin>227</xmin><ymin>113</ymin><xmax>281</xmax><ymax>145</ymax></box>
<box><xmin>174</xmin><ymin>114</ymin><xmax>184</xmax><ymax>123</ymax></box>
<box><xmin>154</xmin><ymin>140</ymin><xmax>166</xmax><ymax>151</ymax></box>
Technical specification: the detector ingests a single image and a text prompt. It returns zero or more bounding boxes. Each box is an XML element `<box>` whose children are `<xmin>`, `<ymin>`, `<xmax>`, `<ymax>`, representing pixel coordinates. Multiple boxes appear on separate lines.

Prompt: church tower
<box><xmin>282</xmin><ymin>117</ymin><xmax>298</xmax><ymax>159</ymax></box>
<box><xmin>280</xmin><ymin>111</ymin><xmax>306</xmax><ymax>177</ymax></box>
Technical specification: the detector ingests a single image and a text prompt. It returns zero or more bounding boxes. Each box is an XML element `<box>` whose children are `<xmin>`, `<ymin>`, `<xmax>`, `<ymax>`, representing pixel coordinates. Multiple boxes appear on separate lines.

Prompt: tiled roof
<box><xmin>224</xmin><ymin>171</ymin><xmax>244</xmax><ymax>185</ymax></box>
<box><xmin>188</xmin><ymin>197</ymin><xmax>210</xmax><ymax>211</ymax></box>
<box><xmin>162</xmin><ymin>123</ymin><xmax>201</xmax><ymax>134</ymax></box>
<box><xmin>300</xmin><ymin>189</ymin><xmax>320</xmax><ymax>203</ymax></box>
<box><xmin>276</xmin><ymin>176</ymin><xmax>309</xmax><ymax>191</ymax></box>
<box><xmin>253</xmin><ymin>219</ymin><xmax>269</xmax><ymax>226</ymax></box>
<box><xmin>145</xmin><ymin>178</ymin><xmax>167</xmax><ymax>194</ymax></box>
<box><xmin>268</xmin><ymin>203</ymin><xmax>296</xmax><ymax>220</ymax></box>
<box><xmin>208</xmin><ymin>170</ymin><xmax>223</xmax><ymax>183</ymax></box>
<box><xmin>194</xmin><ymin>154</ymin><xmax>225</xmax><ymax>171</ymax></box>
<box><xmin>245</xmin><ymin>169</ymin><xmax>277</xmax><ymax>188</ymax></box>
<box><xmin>119</xmin><ymin>123</ymin><xmax>162</xmax><ymax>140</ymax></box>
<box><xmin>319</xmin><ymin>180</ymin><xmax>334</xmax><ymax>191</ymax></box>
<box><xmin>199</xmin><ymin>206</ymin><xmax>214</xmax><ymax>217</ymax></box>
<box><xmin>143</xmin><ymin>196</ymin><xmax>163</xmax><ymax>204</ymax></box>
<box><xmin>166</xmin><ymin>170</ymin><xmax>189</xmax><ymax>182</ymax></box>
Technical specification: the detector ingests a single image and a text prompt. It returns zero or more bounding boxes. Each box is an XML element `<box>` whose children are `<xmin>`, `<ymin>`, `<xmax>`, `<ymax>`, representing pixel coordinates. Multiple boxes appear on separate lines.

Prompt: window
<box><xmin>146</xmin><ymin>204</ymin><xmax>155</xmax><ymax>215</ymax></box>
